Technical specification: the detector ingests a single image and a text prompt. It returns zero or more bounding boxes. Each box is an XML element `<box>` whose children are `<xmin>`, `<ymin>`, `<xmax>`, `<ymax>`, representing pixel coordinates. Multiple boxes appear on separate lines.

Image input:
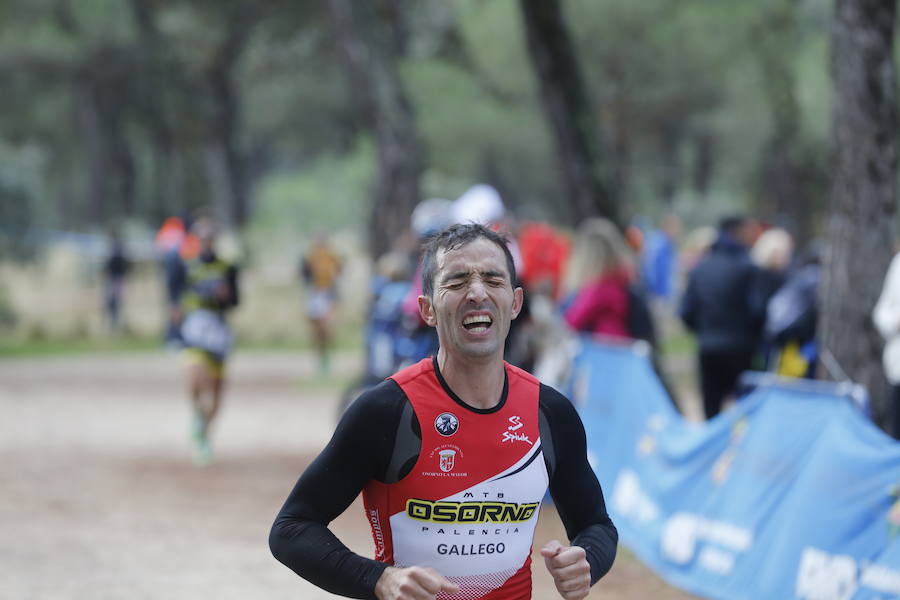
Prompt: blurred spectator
<box><xmin>751</xmin><ymin>227</ymin><xmax>793</xmax><ymax>304</ymax></box>
<box><xmin>624</xmin><ymin>222</ymin><xmax>644</xmax><ymax>256</ymax></box>
<box><xmin>155</xmin><ymin>214</ymin><xmax>199</xmax><ymax>349</ymax></box>
<box><xmin>751</xmin><ymin>227</ymin><xmax>795</xmax><ymax>367</ymax></box>
<box><xmin>451</xmin><ymin>184</ymin><xmax>524</xmax><ymax>274</ymax></box>
<box><xmin>173</xmin><ymin>217</ymin><xmax>239</xmax><ymax>465</ymax></box>
<box><xmin>679</xmin><ymin>215</ymin><xmax>767</xmax><ymax>419</ymax></box>
<box><xmin>301</xmin><ymin>232</ymin><xmax>343</xmax><ymax>375</ymax></box>
<box><xmin>873</xmin><ymin>248</ymin><xmax>900</xmax><ymax>439</ymax></box>
<box><xmin>397</xmin><ymin>198</ymin><xmax>454</xmax><ymax>364</ymax></box>
<box><xmin>366</xmin><ymin>251</ymin><xmax>413</xmax><ymax>381</ymax></box>
<box><xmin>518</xmin><ymin>221</ymin><xmax>570</xmax><ymax>301</ymax></box>
<box><xmin>102</xmin><ymin>234</ymin><xmax>131</xmax><ymax>333</ymax></box>
<box><xmin>641</xmin><ymin>214</ymin><xmax>681</xmax><ymax>305</ymax></box>
<box><xmin>451</xmin><ymin>184</ymin><xmax>506</xmax><ymax>227</ymax></box>
<box><xmin>680</xmin><ymin>226</ymin><xmax>717</xmax><ymax>272</ymax></box>
<box><xmin>765</xmin><ymin>246</ymin><xmax>820</xmax><ymax>379</ymax></box>
<box><xmin>563</xmin><ymin>218</ymin><xmax>636</xmax><ymax>340</ymax></box>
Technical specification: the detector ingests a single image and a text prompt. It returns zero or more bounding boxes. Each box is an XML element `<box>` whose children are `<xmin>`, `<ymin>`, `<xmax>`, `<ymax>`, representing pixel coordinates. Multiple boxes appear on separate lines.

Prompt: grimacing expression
<box><xmin>419</xmin><ymin>237</ymin><xmax>523</xmax><ymax>360</ymax></box>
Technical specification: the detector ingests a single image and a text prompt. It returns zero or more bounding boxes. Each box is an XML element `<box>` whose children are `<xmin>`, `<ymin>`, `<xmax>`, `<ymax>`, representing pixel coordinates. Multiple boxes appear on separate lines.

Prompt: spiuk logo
<box><xmin>435</xmin><ymin>412</ymin><xmax>459</xmax><ymax>436</ymax></box>
<box><xmin>502</xmin><ymin>415</ymin><xmax>532</xmax><ymax>445</ymax></box>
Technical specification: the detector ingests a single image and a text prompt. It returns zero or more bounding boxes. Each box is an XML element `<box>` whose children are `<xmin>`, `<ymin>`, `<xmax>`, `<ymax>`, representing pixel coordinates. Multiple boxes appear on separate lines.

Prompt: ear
<box><xmin>510</xmin><ymin>286</ymin><xmax>524</xmax><ymax>320</ymax></box>
<box><xmin>418</xmin><ymin>294</ymin><xmax>437</xmax><ymax>327</ymax></box>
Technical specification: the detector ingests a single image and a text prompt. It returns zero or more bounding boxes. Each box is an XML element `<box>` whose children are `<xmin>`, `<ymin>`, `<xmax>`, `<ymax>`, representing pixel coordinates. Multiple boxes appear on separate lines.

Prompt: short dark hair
<box><xmin>718</xmin><ymin>215</ymin><xmax>750</xmax><ymax>236</ymax></box>
<box><xmin>421</xmin><ymin>223</ymin><xmax>517</xmax><ymax>298</ymax></box>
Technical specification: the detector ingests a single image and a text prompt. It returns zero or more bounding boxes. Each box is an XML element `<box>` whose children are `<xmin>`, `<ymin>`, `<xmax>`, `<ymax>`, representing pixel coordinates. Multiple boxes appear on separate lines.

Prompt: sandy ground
<box><xmin>0</xmin><ymin>351</ymin><xmax>698</xmax><ymax>600</ymax></box>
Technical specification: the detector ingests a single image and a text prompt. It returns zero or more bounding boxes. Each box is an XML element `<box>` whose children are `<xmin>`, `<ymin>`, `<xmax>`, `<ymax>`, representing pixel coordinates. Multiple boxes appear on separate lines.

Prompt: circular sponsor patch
<box><xmin>434</xmin><ymin>412</ymin><xmax>459</xmax><ymax>436</ymax></box>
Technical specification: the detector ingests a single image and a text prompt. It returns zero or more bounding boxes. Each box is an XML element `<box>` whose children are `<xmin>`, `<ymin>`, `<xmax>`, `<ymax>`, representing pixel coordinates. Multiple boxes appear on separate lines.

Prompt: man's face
<box><xmin>737</xmin><ymin>219</ymin><xmax>761</xmax><ymax>248</ymax></box>
<box><xmin>419</xmin><ymin>237</ymin><xmax>523</xmax><ymax>361</ymax></box>
<box><xmin>193</xmin><ymin>219</ymin><xmax>217</xmax><ymax>252</ymax></box>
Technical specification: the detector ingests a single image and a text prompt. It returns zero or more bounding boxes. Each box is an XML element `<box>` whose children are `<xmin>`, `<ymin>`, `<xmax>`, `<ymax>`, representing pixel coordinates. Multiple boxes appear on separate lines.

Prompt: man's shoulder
<box><xmin>506</xmin><ymin>361</ymin><xmax>540</xmax><ymax>388</ymax></box>
<box><xmin>389</xmin><ymin>357</ymin><xmax>435</xmax><ymax>386</ymax></box>
<box><xmin>355</xmin><ymin>378</ymin><xmax>406</xmax><ymax>406</ymax></box>
<box><xmin>694</xmin><ymin>248</ymin><xmax>752</xmax><ymax>277</ymax></box>
<box><xmin>345</xmin><ymin>379</ymin><xmax>409</xmax><ymax>423</ymax></box>
<box><xmin>537</xmin><ymin>384</ymin><xmax>586</xmax><ymax>451</ymax></box>
<box><xmin>537</xmin><ymin>383</ymin><xmax>576</xmax><ymax>415</ymax></box>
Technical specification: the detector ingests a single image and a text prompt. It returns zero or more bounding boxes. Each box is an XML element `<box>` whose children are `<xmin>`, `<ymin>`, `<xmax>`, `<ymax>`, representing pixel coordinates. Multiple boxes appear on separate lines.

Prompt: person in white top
<box><xmin>872</xmin><ymin>250</ymin><xmax>900</xmax><ymax>439</ymax></box>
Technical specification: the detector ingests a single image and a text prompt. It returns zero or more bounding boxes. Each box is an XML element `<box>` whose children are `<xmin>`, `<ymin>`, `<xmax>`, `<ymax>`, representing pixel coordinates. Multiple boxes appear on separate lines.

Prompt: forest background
<box><xmin>0</xmin><ymin>0</ymin><xmax>897</xmax><ymax>429</ymax></box>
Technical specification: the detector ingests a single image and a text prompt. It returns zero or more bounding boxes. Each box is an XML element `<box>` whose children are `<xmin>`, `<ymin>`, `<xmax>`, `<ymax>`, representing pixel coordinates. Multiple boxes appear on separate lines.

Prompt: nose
<box><xmin>466</xmin><ymin>278</ymin><xmax>488</xmax><ymax>303</ymax></box>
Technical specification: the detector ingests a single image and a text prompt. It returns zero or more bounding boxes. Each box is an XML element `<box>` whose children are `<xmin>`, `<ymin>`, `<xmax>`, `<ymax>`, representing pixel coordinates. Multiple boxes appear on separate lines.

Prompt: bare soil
<box><xmin>0</xmin><ymin>351</ymin><xmax>698</xmax><ymax>600</ymax></box>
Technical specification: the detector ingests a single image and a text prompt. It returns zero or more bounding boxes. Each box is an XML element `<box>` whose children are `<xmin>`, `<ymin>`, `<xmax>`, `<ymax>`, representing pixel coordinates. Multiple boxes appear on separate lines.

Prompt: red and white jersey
<box><xmin>363</xmin><ymin>358</ymin><xmax>548</xmax><ymax>600</ymax></box>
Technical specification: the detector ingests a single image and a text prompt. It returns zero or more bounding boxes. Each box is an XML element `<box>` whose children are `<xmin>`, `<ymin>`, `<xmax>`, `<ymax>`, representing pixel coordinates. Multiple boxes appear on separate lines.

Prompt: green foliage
<box><xmin>0</xmin><ymin>0</ymin><xmax>845</xmax><ymax>240</ymax></box>
<box><xmin>404</xmin><ymin>57</ymin><xmax>555</xmax><ymax>206</ymax></box>
<box><xmin>245</xmin><ymin>138</ymin><xmax>373</xmax><ymax>247</ymax></box>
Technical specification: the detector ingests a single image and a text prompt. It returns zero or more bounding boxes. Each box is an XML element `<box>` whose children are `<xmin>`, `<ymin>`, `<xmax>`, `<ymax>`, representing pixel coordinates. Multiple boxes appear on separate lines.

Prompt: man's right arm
<box><xmin>269</xmin><ymin>381</ymin><xmax>406</xmax><ymax>599</ymax></box>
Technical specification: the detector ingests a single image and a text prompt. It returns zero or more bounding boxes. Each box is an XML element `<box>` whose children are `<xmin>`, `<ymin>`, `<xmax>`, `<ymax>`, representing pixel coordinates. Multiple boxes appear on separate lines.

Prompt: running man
<box><xmin>301</xmin><ymin>232</ymin><xmax>343</xmax><ymax>374</ymax></box>
<box><xmin>172</xmin><ymin>217</ymin><xmax>239</xmax><ymax>466</ymax></box>
<box><xmin>270</xmin><ymin>223</ymin><xmax>617</xmax><ymax>599</ymax></box>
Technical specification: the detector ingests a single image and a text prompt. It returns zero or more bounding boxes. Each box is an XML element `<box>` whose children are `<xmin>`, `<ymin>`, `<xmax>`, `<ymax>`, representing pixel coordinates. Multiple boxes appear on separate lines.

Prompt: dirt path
<box><xmin>0</xmin><ymin>351</ymin><xmax>698</xmax><ymax>599</ymax></box>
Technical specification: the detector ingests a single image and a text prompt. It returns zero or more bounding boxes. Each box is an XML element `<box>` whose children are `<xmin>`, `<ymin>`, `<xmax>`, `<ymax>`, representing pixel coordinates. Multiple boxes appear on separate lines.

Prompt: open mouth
<box><xmin>462</xmin><ymin>314</ymin><xmax>493</xmax><ymax>334</ymax></box>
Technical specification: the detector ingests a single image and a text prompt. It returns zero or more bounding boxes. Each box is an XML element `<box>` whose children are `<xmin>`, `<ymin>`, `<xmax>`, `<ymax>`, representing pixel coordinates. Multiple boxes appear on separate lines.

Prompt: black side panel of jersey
<box><xmin>539</xmin><ymin>383</ymin><xmax>619</xmax><ymax>583</ymax></box>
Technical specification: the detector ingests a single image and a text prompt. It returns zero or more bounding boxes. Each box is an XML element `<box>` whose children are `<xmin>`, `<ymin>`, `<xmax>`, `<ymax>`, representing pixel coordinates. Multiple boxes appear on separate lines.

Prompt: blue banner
<box><xmin>569</xmin><ymin>339</ymin><xmax>900</xmax><ymax>600</ymax></box>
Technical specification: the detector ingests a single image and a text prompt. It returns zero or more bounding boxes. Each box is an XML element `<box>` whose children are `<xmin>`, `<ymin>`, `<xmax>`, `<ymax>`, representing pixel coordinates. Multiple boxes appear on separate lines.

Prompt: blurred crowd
<box><xmin>140</xmin><ymin>187</ymin><xmax>899</xmax><ymax>442</ymax></box>
<box><xmin>353</xmin><ymin>189</ymin><xmax>840</xmax><ymax>430</ymax></box>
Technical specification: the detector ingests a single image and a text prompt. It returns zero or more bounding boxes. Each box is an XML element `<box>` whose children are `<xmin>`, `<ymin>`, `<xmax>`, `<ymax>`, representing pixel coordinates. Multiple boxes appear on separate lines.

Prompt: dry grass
<box><xmin>0</xmin><ymin>242</ymin><xmax>371</xmax><ymax>346</ymax></box>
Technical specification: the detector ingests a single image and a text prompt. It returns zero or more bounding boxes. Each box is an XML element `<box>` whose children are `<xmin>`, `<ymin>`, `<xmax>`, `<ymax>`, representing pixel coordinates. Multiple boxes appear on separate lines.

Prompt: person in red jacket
<box><xmin>563</xmin><ymin>218</ymin><xmax>637</xmax><ymax>340</ymax></box>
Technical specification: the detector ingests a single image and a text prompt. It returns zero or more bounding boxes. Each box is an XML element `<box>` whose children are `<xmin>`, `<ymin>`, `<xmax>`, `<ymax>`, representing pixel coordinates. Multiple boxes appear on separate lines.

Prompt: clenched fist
<box><xmin>375</xmin><ymin>565</ymin><xmax>460</xmax><ymax>600</ymax></box>
<box><xmin>541</xmin><ymin>539</ymin><xmax>592</xmax><ymax>599</ymax></box>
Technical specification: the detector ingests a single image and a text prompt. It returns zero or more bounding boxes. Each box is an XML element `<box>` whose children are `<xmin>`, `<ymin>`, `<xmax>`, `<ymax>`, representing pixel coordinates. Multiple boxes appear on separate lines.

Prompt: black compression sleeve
<box><xmin>540</xmin><ymin>384</ymin><xmax>619</xmax><ymax>584</ymax></box>
<box><xmin>269</xmin><ymin>380</ymin><xmax>408</xmax><ymax>598</ymax></box>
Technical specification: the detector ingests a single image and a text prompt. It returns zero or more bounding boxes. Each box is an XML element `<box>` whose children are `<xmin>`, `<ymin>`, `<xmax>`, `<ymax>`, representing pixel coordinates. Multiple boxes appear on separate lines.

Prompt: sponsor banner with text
<box><xmin>569</xmin><ymin>339</ymin><xmax>900</xmax><ymax>600</ymax></box>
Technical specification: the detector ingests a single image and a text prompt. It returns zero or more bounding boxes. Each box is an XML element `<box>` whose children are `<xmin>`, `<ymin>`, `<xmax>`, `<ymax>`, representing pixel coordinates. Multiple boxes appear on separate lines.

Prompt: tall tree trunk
<box><xmin>754</xmin><ymin>4</ymin><xmax>822</xmax><ymax>247</ymax></box>
<box><xmin>519</xmin><ymin>0</ymin><xmax>618</xmax><ymax>226</ymax></box>
<box><xmin>75</xmin><ymin>76</ymin><xmax>135</xmax><ymax>227</ymax></box>
<box><xmin>130</xmin><ymin>0</ymin><xmax>180</xmax><ymax>222</ymax></box>
<box><xmin>820</xmin><ymin>0</ymin><xmax>897</xmax><ymax>430</ymax></box>
<box><xmin>657</xmin><ymin>121</ymin><xmax>682</xmax><ymax>207</ymax></box>
<box><xmin>203</xmin><ymin>4</ymin><xmax>257</xmax><ymax>229</ymax></box>
<box><xmin>206</xmin><ymin>67</ymin><xmax>246</xmax><ymax>229</ymax></box>
<box><xmin>692</xmin><ymin>132</ymin><xmax>714</xmax><ymax>197</ymax></box>
<box><xmin>328</xmin><ymin>0</ymin><xmax>424</xmax><ymax>259</ymax></box>
<box><xmin>75</xmin><ymin>82</ymin><xmax>108</xmax><ymax>227</ymax></box>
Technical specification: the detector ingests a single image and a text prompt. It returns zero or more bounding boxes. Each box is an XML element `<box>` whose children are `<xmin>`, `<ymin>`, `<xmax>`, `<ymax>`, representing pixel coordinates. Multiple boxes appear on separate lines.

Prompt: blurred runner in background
<box><xmin>102</xmin><ymin>231</ymin><xmax>131</xmax><ymax>334</ymax></box>
<box><xmin>300</xmin><ymin>232</ymin><xmax>343</xmax><ymax>375</ymax></box>
<box><xmin>171</xmin><ymin>216</ymin><xmax>239</xmax><ymax>466</ymax></box>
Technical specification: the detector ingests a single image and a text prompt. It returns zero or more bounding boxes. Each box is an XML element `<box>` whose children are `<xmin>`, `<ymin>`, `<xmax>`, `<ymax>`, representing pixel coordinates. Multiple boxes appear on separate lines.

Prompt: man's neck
<box><xmin>436</xmin><ymin>349</ymin><xmax>506</xmax><ymax>410</ymax></box>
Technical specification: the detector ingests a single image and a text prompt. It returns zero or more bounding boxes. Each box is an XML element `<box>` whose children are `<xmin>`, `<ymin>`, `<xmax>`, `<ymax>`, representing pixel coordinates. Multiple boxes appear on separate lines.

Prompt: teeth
<box><xmin>463</xmin><ymin>315</ymin><xmax>492</xmax><ymax>325</ymax></box>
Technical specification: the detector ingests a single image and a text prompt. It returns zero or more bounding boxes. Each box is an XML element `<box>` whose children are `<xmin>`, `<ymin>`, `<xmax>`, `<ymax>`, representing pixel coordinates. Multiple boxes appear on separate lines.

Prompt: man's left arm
<box><xmin>540</xmin><ymin>385</ymin><xmax>618</xmax><ymax>597</ymax></box>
